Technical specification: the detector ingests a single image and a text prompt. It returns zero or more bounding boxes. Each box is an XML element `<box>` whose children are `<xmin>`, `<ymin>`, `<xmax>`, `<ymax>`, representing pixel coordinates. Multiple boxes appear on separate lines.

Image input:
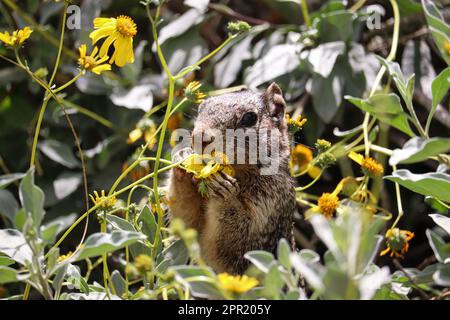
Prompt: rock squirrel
<box><xmin>167</xmin><ymin>83</ymin><xmax>296</xmax><ymax>274</ymax></box>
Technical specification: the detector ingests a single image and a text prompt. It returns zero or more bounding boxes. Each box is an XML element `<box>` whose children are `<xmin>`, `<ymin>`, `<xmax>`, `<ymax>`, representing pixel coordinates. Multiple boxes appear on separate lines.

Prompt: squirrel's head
<box><xmin>192</xmin><ymin>82</ymin><xmax>290</xmax><ymax>172</ymax></box>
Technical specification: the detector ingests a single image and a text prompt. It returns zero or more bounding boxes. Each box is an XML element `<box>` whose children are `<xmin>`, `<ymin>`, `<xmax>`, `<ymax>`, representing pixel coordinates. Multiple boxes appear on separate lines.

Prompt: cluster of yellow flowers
<box><xmin>0</xmin><ymin>26</ymin><xmax>33</xmax><ymax>47</ymax></box>
<box><xmin>79</xmin><ymin>15</ymin><xmax>138</xmax><ymax>74</ymax></box>
<box><xmin>286</xmin><ymin>114</ymin><xmax>307</xmax><ymax>134</ymax></box>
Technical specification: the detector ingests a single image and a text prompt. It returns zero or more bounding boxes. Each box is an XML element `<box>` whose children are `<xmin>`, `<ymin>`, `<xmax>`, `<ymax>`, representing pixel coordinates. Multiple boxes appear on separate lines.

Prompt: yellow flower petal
<box><xmin>348</xmin><ymin>151</ymin><xmax>364</xmax><ymax>165</ymax></box>
<box><xmin>127</xmin><ymin>128</ymin><xmax>143</xmax><ymax>144</ymax></box>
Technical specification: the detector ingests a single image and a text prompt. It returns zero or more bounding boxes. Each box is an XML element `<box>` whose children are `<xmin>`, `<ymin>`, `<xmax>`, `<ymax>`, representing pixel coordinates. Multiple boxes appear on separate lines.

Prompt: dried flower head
<box><xmin>380</xmin><ymin>228</ymin><xmax>414</xmax><ymax>258</ymax></box>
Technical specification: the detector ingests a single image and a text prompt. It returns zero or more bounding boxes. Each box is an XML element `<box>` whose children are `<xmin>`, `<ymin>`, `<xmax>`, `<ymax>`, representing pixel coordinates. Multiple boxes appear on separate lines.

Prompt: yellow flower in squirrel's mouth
<box><xmin>217</xmin><ymin>273</ymin><xmax>258</xmax><ymax>294</ymax></box>
<box><xmin>0</xmin><ymin>27</ymin><xmax>33</xmax><ymax>47</ymax></box>
<box><xmin>90</xmin><ymin>15</ymin><xmax>137</xmax><ymax>67</ymax></box>
<box><xmin>181</xmin><ymin>152</ymin><xmax>235</xmax><ymax>179</ymax></box>
<box><xmin>78</xmin><ymin>44</ymin><xmax>111</xmax><ymax>75</ymax></box>
<box><xmin>380</xmin><ymin>228</ymin><xmax>414</xmax><ymax>258</ymax></box>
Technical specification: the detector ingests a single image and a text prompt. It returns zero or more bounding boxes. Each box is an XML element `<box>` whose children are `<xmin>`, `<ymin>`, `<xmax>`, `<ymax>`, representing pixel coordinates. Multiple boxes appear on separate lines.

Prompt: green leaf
<box><xmin>111</xmin><ymin>270</ymin><xmax>126</xmax><ymax>298</ymax></box>
<box><xmin>429</xmin><ymin>214</ymin><xmax>450</xmax><ymax>236</ymax></box>
<box><xmin>40</xmin><ymin>214</ymin><xmax>77</xmax><ymax>245</ymax></box>
<box><xmin>156</xmin><ymin>8</ymin><xmax>205</xmax><ymax>46</ymax></box>
<box><xmin>389</xmin><ymin>137</ymin><xmax>450</xmax><ymax>165</ymax></box>
<box><xmin>434</xmin><ymin>263</ymin><xmax>450</xmax><ymax>286</ymax></box>
<box><xmin>0</xmin><ymin>266</ymin><xmax>17</xmax><ymax>284</ymax></box>
<box><xmin>19</xmin><ymin>168</ymin><xmax>45</xmax><ymax>228</ymax></box>
<box><xmin>172</xmin><ymin>266</ymin><xmax>222</xmax><ymax>299</ymax></box>
<box><xmin>291</xmin><ymin>250</ymin><xmax>324</xmax><ymax>291</ymax></box>
<box><xmin>53</xmin><ymin>172</ymin><xmax>82</xmax><ymax>200</ymax></box>
<box><xmin>428</xmin><ymin>27</ymin><xmax>450</xmax><ymax>66</ymax></box>
<box><xmin>277</xmin><ymin>238</ymin><xmax>291</xmax><ymax>270</ymax></box>
<box><xmin>38</xmin><ymin>139</ymin><xmax>80</xmax><ymax>168</ymax></box>
<box><xmin>244</xmin><ymin>251</ymin><xmax>275</xmax><ymax>273</ymax></box>
<box><xmin>0</xmin><ymin>173</ymin><xmax>25</xmax><ymax>189</ymax></box>
<box><xmin>378</xmin><ymin>57</ymin><xmax>416</xmax><ymax>107</ymax></box>
<box><xmin>421</xmin><ymin>0</ymin><xmax>450</xmax><ymax>65</ymax></box>
<box><xmin>426</xmin><ymin>229</ymin><xmax>450</xmax><ymax>263</ymax></box>
<box><xmin>385</xmin><ymin>170</ymin><xmax>450</xmax><ymax>202</ymax></box>
<box><xmin>317</xmin><ymin>11</ymin><xmax>355</xmax><ymax>43</ymax></box>
<box><xmin>345</xmin><ymin>94</ymin><xmax>414</xmax><ymax>136</ymax></box>
<box><xmin>426</xmin><ymin>67</ymin><xmax>450</xmax><ymax>131</ymax></box>
<box><xmin>322</xmin><ymin>264</ymin><xmax>359</xmax><ymax>299</ymax></box>
<box><xmin>263</xmin><ymin>264</ymin><xmax>284</xmax><ymax>299</ymax></box>
<box><xmin>244</xmin><ymin>43</ymin><xmax>302</xmax><ymax>89</ymax></box>
<box><xmin>73</xmin><ymin>231</ymin><xmax>146</xmax><ymax>261</ymax></box>
<box><xmin>0</xmin><ymin>254</ymin><xmax>15</xmax><ymax>266</ymax></box>
<box><xmin>157</xmin><ymin>239</ymin><xmax>189</xmax><ymax>266</ymax></box>
<box><xmin>307</xmin><ymin>42</ymin><xmax>346</xmax><ymax>78</ymax></box>
<box><xmin>0</xmin><ymin>189</ymin><xmax>19</xmax><ymax>222</ymax></box>
<box><xmin>137</xmin><ymin>205</ymin><xmax>162</xmax><ymax>254</ymax></box>
<box><xmin>106</xmin><ymin>215</ymin><xmax>150</xmax><ymax>259</ymax></box>
<box><xmin>0</xmin><ymin>229</ymin><xmax>33</xmax><ymax>265</ymax></box>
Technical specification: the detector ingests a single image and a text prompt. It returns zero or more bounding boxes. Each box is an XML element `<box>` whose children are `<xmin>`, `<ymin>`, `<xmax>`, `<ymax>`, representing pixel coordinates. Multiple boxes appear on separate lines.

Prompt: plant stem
<box><xmin>299</xmin><ymin>0</ymin><xmax>311</xmax><ymax>28</ymax></box>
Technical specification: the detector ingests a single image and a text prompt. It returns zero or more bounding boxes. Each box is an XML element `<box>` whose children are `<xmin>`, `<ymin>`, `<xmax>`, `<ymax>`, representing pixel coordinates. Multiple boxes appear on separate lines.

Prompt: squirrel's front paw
<box><xmin>204</xmin><ymin>173</ymin><xmax>239</xmax><ymax>199</ymax></box>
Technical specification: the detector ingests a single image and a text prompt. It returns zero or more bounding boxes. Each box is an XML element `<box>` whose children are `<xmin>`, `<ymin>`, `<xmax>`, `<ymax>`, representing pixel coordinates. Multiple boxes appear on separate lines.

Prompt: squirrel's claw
<box><xmin>205</xmin><ymin>172</ymin><xmax>239</xmax><ymax>199</ymax></box>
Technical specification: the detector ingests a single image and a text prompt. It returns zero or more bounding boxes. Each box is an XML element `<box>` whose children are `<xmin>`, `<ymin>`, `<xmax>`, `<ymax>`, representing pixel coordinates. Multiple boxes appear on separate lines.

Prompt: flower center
<box><xmin>116</xmin><ymin>15</ymin><xmax>137</xmax><ymax>38</ymax></box>
<box><xmin>318</xmin><ymin>193</ymin><xmax>339</xmax><ymax>218</ymax></box>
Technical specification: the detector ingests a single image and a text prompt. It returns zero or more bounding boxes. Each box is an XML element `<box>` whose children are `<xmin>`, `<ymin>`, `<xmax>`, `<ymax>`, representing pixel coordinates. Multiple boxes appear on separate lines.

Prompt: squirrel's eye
<box><xmin>239</xmin><ymin>112</ymin><xmax>258</xmax><ymax>127</ymax></box>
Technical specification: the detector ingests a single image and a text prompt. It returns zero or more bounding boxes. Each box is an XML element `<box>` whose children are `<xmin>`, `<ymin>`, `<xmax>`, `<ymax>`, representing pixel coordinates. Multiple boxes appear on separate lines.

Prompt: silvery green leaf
<box><xmin>358</xmin><ymin>266</ymin><xmax>390</xmax><ymax>300</ymax></box>
<box><xmin>0</xmin><ymin>189</ymin><xmax>19</xmax><ymax>223</ymax></box>
<box><xmin>0</xmin><ymin>173</ymin><xmax>25</xmax><ymax>189</ymax></box>
<box><xmin>0</xmin><ymin>229</ymin><xmax>33</xmax><ymax>265</ymax></box>
<box><xmin>389</xmin><ymin>137</ymin><xmax>450</xmax><ymax>165</ymax></box>
<box><xmin>53</xmin><ymin>172</ymin><xmax>82</xmax><ymax>200</ymax></box>
<box><xmin>244</xmin><ymin>250</ymin><xmax>276</xmax><ymax>273</ymax></box>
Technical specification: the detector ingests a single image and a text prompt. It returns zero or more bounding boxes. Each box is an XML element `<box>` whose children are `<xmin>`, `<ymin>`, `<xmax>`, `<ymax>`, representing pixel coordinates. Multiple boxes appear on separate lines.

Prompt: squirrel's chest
<box><xmin>199</xmin><ymin>199</ymin><xmax>224</xmax><ymax>272</ymax></box>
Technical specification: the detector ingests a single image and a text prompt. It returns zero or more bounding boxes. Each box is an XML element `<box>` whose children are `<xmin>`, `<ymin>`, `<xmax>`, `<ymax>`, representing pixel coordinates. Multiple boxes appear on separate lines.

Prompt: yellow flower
<box><xmin>286</xmin><ymin>114</ymin><xmax>307</xmax><ymax>134</ymax></box>
<box><xmin>89</xmin><ymin>190</ymin><xmax>117</xmax><ymax>209</ymax></box>
<box><xmin>444</xmin><ymin>40</ymin><xmax>450</xmax><ymax>55</ymax></box>
<box><xmin>57</xmin><ymin>251</ymin><xmax>73</xmax><ymax>262</ymax></box>
<box><xmin>217</xmin><ymin>273</ymin><xmax>258</xmax><ymax>294</ymax></box>
<box><xmin>317</xmin><ymin>193</ymin><xmax>340</xmax><ymax>219</ymax></box>
<box><xmin>0</xmin><ymin>26</ymin><xmax>33</xmax><ymax>47</ymax></box>
<box><xmin>380</xmin><ymin>228</ymin><xmax>414</xmax><ymax>258</ymax></box>
<box><xmin>134</xmin><ymin>254</ymin><xmax>153</xmax><ymax>273</ymax></box>
<box><xmin>305</xmin><ymin>179</ymin><xmax>344</xmax><ymax>219</ymax></box>
<box><xmin>78</xmin><ymin>44</ymin><xmax>111</xmax><ymax>75</ymax></box>
<box><xmin>315</xmin><ymin>139</ymin><xmax>331</xmax><ymax>153</ymax></box>
<box><xmin>127</xmin><ymin>119</ymin><xmax>157</xmax><ymax>149</ymax></box>
<box><xmin>290</xmin><ymin>144</ymin><xmax>321</xmax><ymax>178</ymax></box>
<box><xmin>184</xmin><ymin>81</ymin><xmax>207</xmax><ymax>104</ymax></box>
<box><xmin>348</xmin><ymin>151</ymin><xmax>384</xmax><ymax>178</ymax></box>
<box><xmin>90</xmin><ymin>15</ymin><xmax>137</xmax><ymax>67</ymax></box>
<box><xmin>181</xmin><ymin>152</ymin><xmax>235</xmax><ymax>179</ymax></box>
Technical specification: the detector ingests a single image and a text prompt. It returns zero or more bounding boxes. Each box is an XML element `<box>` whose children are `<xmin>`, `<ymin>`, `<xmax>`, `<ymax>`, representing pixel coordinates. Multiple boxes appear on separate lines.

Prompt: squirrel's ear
<box><xmin>264</xmin><ymin>82</ymin><xmax>286</xmax><ymax>119</ymax></box>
